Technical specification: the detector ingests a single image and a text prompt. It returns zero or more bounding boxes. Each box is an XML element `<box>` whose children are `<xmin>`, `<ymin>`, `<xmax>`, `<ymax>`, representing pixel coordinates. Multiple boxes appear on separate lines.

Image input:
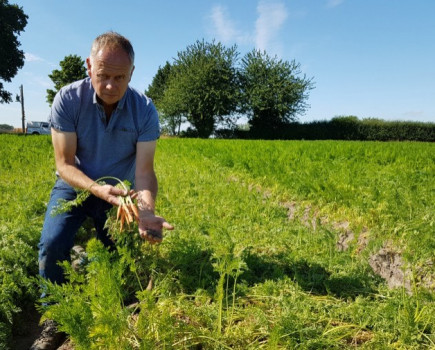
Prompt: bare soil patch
<box><xmin>11</xmin><ymin>304</ymin><xmax>42</xmax><ymax>350</ymax></box>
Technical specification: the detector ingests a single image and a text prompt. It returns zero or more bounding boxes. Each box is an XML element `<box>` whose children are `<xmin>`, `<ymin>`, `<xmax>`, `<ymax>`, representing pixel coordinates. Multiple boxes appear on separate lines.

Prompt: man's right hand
<box><xmin>90</xmin><ymin>184</ymin><xmax>127</xmax><ymax>206</ymax></box>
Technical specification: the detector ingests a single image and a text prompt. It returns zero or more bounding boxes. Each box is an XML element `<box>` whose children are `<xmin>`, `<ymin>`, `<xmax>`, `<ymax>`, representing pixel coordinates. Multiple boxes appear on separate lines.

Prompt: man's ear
<box><xmin>129</xmin><ymin>65</ymin><xmax>135</xmax><ymax>82</ymax></box>
<box><xmin>86</xmin><ymin>57</ymin><xmax>92</xmax><ymax>77</ymax></box>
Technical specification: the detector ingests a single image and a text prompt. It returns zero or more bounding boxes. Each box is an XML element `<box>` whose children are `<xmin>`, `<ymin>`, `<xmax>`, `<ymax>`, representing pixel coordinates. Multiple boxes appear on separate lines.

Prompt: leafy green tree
<box><xmin>146</xmin><ymin>61</ymin><xmax>172</xmax><ymax>104</ymax></box>
<box><xmin>0</xmin><ymin>0</ymin><xmax>28</xmax><ymax>103</ymax></box>
<box><xmin>240</xmin><ymin>49</ymin><xmax>314</xmax><ymax>131</ymax></box>
<box><xmin>145</xmin><ymin>62</ymin><xmax>183</xmax><ymax>135</ymax></box>
<box><xmin>161</xmin><ymin>40</ymin><xmax>240</xmax><ymax>138</ymax></box>
<box><xmin>46</xmin><ymin>54</ymin><xmax>87</xmax><ymax>106</ymax></box>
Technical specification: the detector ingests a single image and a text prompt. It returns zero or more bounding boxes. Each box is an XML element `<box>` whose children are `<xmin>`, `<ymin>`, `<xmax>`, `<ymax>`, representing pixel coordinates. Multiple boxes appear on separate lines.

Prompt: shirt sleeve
<box><xmin>49</xmin><ymin>87</ymin><xmax>78</xmax><ymax>132</ymax></box>
<box><xmin>138</xmin><ymin>97</ymin><xmax>160</xmax><ymax>142</ymax></box>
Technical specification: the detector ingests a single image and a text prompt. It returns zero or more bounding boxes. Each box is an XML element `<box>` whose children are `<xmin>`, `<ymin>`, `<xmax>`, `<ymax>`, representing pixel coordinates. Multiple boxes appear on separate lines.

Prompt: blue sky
<box><xmin>2</xmin><ymin>0</ymin><xmax>434</xmax><ymax>128</ymax></box>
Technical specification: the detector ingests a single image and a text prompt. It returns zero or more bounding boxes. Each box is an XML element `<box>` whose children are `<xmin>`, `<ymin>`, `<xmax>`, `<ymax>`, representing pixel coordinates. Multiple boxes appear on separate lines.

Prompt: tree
<box><xmin>0</xmin><ymin>0</ymin><xmax>28</xmax><ymax>103</ymax></box>
<box><xmin>239</xmin><ymin>50</ymin><xmax>314</xmax><ymax>131</ymax></box>
<box><xmin>46</xmin><ymin>54</ymin><xmax>87</xmax><ymax>106</ymax></box>
<box><xmin>146</xmin><ymin>61</ymin><xmax>172</xmax><ymax>104</ymax></box>
<box><xmin>145</xmin><ymin>62</ymin><xmax>183</xmax><ymax>135</ymax></box>
<box><xmin>161</xmin><ymin>40</ymin><xmax>240</xmax><ymax>138</ymax></box>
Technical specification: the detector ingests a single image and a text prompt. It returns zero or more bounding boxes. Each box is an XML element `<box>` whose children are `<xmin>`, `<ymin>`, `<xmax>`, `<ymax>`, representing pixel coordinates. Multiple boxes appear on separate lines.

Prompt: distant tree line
<box><xmin>43</xmin><ymin>52</ymin><xmax>434</xmax><ymax>142</ymax></box>
<box><xmin>218</xmin><ymin>116</ymin><xmax>435</xmax><ymax>142</ymax></box>
<box><xmin>0</xmin><ymin>124</ymin><xmax>14</xmax><ymax>131</ymax></box>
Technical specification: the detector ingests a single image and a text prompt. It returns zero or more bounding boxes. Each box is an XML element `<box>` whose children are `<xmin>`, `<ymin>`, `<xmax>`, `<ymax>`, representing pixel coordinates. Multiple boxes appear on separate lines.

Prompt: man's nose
<box><xmin>106</xmin><ymin>79</ymin><xmax>115</xmax><ymax>90</ymax></box>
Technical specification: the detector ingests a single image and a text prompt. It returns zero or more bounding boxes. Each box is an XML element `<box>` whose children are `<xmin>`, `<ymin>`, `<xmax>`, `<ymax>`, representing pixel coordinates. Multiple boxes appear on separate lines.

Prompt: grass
<box><xmin>0</xmin><ymin>135</ymin><xmax>434</xmax><ymax>349</ymax></box>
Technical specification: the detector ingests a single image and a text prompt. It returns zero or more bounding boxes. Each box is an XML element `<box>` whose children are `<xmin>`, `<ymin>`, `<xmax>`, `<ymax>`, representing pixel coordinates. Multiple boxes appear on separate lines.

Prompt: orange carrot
<box><xmin>124</xmin><ymin>204</ymin><xmax>133</xmax><ymax>224</ymax></box>
<box><xmin>120</xmin><ymin>213</ymin><xmax>125</xmax><ymax>232</ymax></box>
<box><xmin>130</xmin><ymin>203</ymin><xmax>139</xmax><ymax>221</ymax></box>
<box><xmin>116</xmin><ymin>204</ymin><xmax>122</xmax><ymax>221</ymax></box>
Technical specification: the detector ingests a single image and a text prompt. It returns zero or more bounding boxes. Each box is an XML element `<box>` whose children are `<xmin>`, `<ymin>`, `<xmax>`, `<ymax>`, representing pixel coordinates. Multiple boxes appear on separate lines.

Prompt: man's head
<box><xmin>86</xmin><ymin>32</ymin><xmax>135</xmax><ymax>108</ymax></box>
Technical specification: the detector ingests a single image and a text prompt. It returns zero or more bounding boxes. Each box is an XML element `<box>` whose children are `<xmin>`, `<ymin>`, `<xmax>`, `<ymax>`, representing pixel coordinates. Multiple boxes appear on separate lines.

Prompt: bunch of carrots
<box><xmin>116</xmin><ymin>193</ymin><xmax>140</xmax><ymax>232</ymax></box>
<box><xmin>53</xmin><ymin>176</ymin><xmax>141</xmax><ymax>233</ymax></box>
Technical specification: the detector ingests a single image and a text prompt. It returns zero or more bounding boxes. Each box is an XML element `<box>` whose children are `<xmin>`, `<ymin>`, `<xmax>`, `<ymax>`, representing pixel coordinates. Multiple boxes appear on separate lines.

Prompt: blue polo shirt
<box><xmin>49</xmin><ymin>77</ymin><xmax>160</xmax><ymax>185</ymax></box>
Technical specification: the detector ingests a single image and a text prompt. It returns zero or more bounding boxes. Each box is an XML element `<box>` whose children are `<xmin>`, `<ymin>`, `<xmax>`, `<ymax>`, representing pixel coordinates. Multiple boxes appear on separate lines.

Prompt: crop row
<box><xmin>169</xmin><ymin>139</ymin><xmax>434</xmax><ymax>267</ymax></box>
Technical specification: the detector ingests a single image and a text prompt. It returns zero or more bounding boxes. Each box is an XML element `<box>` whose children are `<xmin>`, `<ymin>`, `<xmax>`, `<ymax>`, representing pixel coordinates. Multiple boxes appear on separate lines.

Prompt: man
<box><xmin>31</xmin><ymin>31</ymin><xmax>173</xmax><ymax>350</ymax></box>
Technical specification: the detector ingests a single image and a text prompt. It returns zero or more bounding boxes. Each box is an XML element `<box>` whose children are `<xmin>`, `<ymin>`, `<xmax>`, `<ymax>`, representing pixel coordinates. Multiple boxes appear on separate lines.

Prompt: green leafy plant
<box><xmin>210</xmin><ymin>230</ymin><xmax>247</xmax><ymax>335</ymax></box>
<box><xmin>39</xmin><ymin>239</ymin><xmax>133</xmax><ymax>350</ymax></box>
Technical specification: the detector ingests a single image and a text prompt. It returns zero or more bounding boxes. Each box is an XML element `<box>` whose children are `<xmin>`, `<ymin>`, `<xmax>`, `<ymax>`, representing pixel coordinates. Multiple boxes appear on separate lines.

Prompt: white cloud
<box><xmin>25</xmin><ymin>52</ymin><xmax>56</xmax><ymax>68</ymax></box>
<box><xmin>210</xmin><ymin>5</ymin><xmax>237</xmax><ymax>43</ymax></box>
<box><xmin>326</xmin><ymin>0</ymin><xmax>345</xmax><ymax>8</ymax></box>
<box><xmin>23</xmin><ymin>72</ymin><xmax>52</xmax><ymax>89</ymax></box>
<box><xmin>25</xmin><ymin>53</ymin><xmax>44</xmax><ymax>62</ymax></box>
<box><xmin>255</xmin><ymin>1</ymin><xmax>288</xmax><ymax>53</ymax></box>
<box><xmin>401</xmin><ymin>110</ymin><xmax>425</xmax><ymax>118</ymax></box>
<box><xmin>209</xmin><ymin>5</ymin><xmax>251</xmax><ymax>45</ymax></box>
<box><xmin>208</xmin><ymin>1</ymin><xmax>288</xmax><ymax>54</ymax></box>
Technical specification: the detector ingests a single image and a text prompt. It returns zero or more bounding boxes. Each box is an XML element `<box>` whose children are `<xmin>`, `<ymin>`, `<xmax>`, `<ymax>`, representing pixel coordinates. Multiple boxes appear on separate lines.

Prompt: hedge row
<box><xmin>218</xmin><ymin>117</ymin><xmax>435</xmax><ymax>141</ymax></box>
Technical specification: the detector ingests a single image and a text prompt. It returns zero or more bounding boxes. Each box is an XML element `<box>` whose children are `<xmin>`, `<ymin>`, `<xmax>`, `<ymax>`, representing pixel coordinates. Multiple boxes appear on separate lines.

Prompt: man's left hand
<box><xmin>138</xmin><ymin>214</ymin><xmax>174</xmax><ymax>244</ymax></box>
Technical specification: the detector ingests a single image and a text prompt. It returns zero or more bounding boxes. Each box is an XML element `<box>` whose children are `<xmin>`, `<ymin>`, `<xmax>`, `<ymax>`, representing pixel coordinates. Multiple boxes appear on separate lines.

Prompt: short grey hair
<box><xmin>90</xmin><ymin>31</ymin><xmax>135</xmax><ymax>66</ymax></box>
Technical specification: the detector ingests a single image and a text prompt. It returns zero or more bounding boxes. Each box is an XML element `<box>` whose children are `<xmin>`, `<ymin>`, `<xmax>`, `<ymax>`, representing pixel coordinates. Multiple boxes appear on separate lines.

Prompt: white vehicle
<box><xmin>26</xmin><ymin>121</ymin><xmax>51</xmax><ymax>135</ymax></box>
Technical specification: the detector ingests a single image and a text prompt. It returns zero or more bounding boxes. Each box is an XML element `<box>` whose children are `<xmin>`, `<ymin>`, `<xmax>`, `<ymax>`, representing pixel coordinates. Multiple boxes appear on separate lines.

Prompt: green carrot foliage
<box><xmin>0</xmin><ymin>135</ymin><xmax>434</xmax><ymax>349</ymax></box>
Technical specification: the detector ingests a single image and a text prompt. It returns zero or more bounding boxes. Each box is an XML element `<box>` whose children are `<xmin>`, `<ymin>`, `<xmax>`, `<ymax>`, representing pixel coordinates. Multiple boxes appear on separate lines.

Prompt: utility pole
<box><xmin>19</xmin><ymin>84</ymin><xmax>25</xmax><ymax>134</ymax></box>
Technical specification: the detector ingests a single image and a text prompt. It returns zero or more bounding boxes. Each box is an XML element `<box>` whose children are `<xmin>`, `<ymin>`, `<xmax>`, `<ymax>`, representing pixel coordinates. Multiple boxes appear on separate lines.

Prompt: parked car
<box><xmin>26</xmin><ymin>121</ymin><xmax>51</xmax><ymax>135</ymax></box>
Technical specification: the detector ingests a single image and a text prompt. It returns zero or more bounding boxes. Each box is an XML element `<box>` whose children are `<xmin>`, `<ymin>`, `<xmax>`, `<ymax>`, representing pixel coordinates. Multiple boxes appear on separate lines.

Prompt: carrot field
<box><xmin>0</xmin><ymin>134</ymin><xmax>434</xmax><ymax>349</ymax></box>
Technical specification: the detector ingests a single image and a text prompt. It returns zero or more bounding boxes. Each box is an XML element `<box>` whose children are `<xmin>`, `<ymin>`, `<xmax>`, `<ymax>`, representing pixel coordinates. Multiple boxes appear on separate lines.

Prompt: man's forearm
<box><xmin>57</xmin><ymin>163</ymin><xmax>109</xmax><ymax>200</ymax></box>
<box><xmin>57</xmin><ymin>163</ymin><xmax>126</xmax><ymax>206</ymax></box>
<box><xmin>58</xmin><ymin>163</ymin><xmax>96</xmax><ymax>190</ymax></box>
<box><xmin>135</xmin><ymin>171</ymin><xmax>158</xmax><ymax>215</ymax></box>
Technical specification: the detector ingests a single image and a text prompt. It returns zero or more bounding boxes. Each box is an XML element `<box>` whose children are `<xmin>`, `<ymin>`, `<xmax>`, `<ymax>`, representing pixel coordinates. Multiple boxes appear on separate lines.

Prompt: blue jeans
<box><xmin>38</xmin><ymin>178</ymin><xmax>114</xmax><ymax>285</ymax></box>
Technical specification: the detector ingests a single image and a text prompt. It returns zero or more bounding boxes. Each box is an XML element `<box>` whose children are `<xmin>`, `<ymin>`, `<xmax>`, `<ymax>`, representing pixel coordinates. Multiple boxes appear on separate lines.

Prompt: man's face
<box><xmin>87</xmin><ymin>48</ymin><xmax>134</xmax><ymax>107</ymax></box>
